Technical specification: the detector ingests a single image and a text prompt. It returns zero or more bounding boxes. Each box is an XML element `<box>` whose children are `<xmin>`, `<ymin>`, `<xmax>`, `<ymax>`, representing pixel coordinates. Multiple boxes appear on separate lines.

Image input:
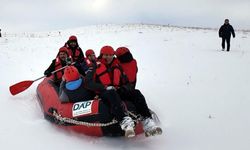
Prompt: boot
<box><xmin>142</xmin><ymin>117</ymin><xmax>162</xmax><ymax>137</ymax></box>
<box><xmin>120</xmin><ymin>116</ymin><xmax>135</xmax><ymax>138</ymax></box>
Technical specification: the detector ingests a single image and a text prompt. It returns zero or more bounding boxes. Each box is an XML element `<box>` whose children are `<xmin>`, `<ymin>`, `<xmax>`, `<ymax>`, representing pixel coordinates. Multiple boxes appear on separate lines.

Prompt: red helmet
<box><xmin>100</xmin><ymin>46</ymin><xmax>115</xmax><ymax>55</ymax></box>
<box><xmin>63</xmin><ymin>66</ymin><xmax>80</xmax><ymax>82</ymax></box>
<box><xmin>115</xmin><ymin>47</ymin><xmax>130</xmax><ymax>57</ymax></box>
<box><xmin>85</xmin><ymin>49</ymin><xmax>95</xmax><ymax>57</ymax></box>
<box><xmin>69</xmin><ymin>35</ymin><xmax>77</xmax><ymax>41</ymax></box>
<box><xmin>57</xmin><ymin>47</ymin><xmax>70</xmax><ymax>57</ymax></box>
<box><xmin>59</xmin><ymin>47</ymin><xmax>69</xmax><ymax>53</ymax></box>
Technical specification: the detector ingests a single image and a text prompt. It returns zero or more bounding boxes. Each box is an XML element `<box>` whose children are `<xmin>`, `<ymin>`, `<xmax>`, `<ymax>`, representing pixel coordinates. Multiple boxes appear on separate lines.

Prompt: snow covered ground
<box><xmin>1</xmin><ymin>24</ymin><xmax>250</xmax><ymax>150</ymax></box>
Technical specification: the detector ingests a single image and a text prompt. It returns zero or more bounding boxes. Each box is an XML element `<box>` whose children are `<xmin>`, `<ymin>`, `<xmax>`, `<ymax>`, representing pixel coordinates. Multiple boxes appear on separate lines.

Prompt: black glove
<box><xmin>44</xmin><ymin>70</ymin><xmax>52</xmax><ymax>77</ymax></box>
<box><xmin>66</xmin><ymin>57</ymin><xmax>72</xmax><ymax>65</ymax></box>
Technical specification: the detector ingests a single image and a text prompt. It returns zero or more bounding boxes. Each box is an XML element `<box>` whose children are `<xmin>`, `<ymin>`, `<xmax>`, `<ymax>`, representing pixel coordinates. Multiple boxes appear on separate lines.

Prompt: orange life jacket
<box><xmin>66</xmin><ymin>46</ymin><xmax>83</xmax><ymax>62</ymax></box>
<box><xmin>95</xmin><ymin>62</ymin><xmax>112</xmax><ymax>86</ymax></box>
<box><xmin>119</xmin><ymin>59</ymin><xmax>138</xmax><ymax>86</ymax></box>
<box><xmin>53</xmin><ymin>57</ymin><xmax>64</xmax><ymax>82</ymax></box>
<box><xmin>99</xmin><ymin>58</ymin><xmax>125</xmax><ymax>88</ymax></box>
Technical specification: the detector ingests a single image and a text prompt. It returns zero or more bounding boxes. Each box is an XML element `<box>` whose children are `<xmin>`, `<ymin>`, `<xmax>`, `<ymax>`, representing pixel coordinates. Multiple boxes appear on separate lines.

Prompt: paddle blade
<box><xmin>9</xmin><ymin>80</ymin><xmax>34</xmax><ymax>95</ymax></box>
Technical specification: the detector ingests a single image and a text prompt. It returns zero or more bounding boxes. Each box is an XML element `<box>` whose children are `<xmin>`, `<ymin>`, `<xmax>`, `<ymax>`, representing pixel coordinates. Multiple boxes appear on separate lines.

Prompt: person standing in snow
<box><xmin>218</xmin><ymin>19</ymin><xmax>235</xmax><ymax>51</ymax></box>
<box><xmin>44</xmin><ymin>47</ymin><xmax>72</xmax><ymax>86</ymax></box>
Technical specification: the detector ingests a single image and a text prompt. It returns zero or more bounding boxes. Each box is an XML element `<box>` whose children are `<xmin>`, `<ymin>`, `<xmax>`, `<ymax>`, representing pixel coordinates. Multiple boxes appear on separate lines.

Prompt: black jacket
<box><xmin>219</xmin><ymin>24</ymin><xmax>235</xmax><ymax>38</ymax></box>
<box><xmin>59</xmin><ymin>77</ymin><xmax>95</xmax><ymax>103</ymax></box>
<box><xmin>44</xmin><ymin>59</ymin><xmax>66</xmax><ymax>75</ymax></box>
<box><xmin>84</xmin><ymin>67</ymin><xmax>106</xmax><ymax>93</ymax></box>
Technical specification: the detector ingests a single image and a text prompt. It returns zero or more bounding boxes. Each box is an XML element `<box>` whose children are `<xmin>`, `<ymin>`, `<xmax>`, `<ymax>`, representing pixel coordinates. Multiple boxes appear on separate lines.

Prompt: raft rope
<box><xmin>52</xmin><ymin>110</ymin><xmax>141</xmax><ymax>127</ymax></box>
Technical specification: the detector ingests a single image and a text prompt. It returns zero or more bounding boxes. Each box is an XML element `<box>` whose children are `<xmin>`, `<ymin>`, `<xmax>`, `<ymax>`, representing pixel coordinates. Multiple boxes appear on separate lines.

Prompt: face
<box><xmin>68</xmin><ymin>41</ymin><xmax>77</xmax><ymax>48</ymax></box>
<box><xmin>59</xmin><ymin>52</ymin><xmax>68</xmax><ymax>61</ymax></box>
<box><xmin>87</xmin><ymin>54</ymin><xmax>96</xmax><ymax>61</ymax></box>
<box><xmin>102</xmin><ymin>54</ymin><xmax>114</xmax><ymax>64</ymax></box>
<box><xmin>225</xmin><ymin>20</ymin><xmax>229</xmax><ymax>24</ymax></box>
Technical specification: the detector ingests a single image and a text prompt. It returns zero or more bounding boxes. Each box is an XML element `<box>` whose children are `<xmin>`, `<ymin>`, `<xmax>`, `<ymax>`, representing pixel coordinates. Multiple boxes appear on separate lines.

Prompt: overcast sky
<box><xmin>1</xmin><ymin>0</ymin><xmax>250</xmax><ymax>32</ymax></box>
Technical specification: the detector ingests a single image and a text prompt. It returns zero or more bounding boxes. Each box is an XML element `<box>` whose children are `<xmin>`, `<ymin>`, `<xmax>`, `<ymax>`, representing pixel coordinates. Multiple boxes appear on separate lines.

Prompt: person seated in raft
<box><xmin>59</xmin><ymin>66</ymin><xmax>95</xmax><ymax>103</ymax></box>
<box><xmin>44</xmin><ymin>47</ymin><xmax>72</xmax><ymax>87</ymax></box>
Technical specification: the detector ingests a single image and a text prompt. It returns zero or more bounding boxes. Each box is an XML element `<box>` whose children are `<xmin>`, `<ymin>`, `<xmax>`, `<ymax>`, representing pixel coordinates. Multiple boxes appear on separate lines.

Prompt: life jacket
<box><xmin>95</xmin><ymin>62</ymin><xmax>112</xmax><ymax>86</ymax></box>
<box><xmin>99</xmin><ymin>58</ymin><xmax>124</xmax><ymax>87</ymax></box>
<box><xmin>119</xmin><ymin>59</ymin><xmax>138</xmax><ymax>87</ymax></box>
<box><xmin>71</xmin><ymin>48</ymin><xmax>82</xmax><ymax>62</ymax></box>
<box><xmin>65</xmin><ymin>43</ymin><xmax>84</xmax><ymax>63</ymax></box>
<box><xmin>53</xmin><ymin>57</ymin><xmax>65</xmax><ymax>82</ymax></box>
<box><xmin>85</xmin><ymin>58</ymin><xmax>94</xmax><ymax>67</ymax></box>
<box><xmin>80</xmin><ymin>58</ymin><xmax>96</xmax><ymax>74</ymax></box>
<box><xmin>116</xmin><ymin>50</ymin><xmax>137</xmax><ymax>88</ymax></box>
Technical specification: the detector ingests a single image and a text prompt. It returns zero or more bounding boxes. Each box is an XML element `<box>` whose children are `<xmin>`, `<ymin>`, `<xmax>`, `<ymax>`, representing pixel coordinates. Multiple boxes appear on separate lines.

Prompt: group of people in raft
<box><xmin>44</xmin><ymin>35</ymin><xmax>162</xmax><ymax>138</ymax></box>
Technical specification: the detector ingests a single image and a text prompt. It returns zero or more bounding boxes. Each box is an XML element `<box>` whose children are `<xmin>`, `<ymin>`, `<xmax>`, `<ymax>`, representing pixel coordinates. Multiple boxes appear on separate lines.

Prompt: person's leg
<box><xmin>99</xmin><ymin>90</ymin><xmax>126</xmax><ymax>121</ymax></box>
<box><xmin>226</xmin><ymin>37</ymin><xmax>231</xmax><ymax>51</ymax></box>
<box><xmin>117</xmin><ymin>88</ymin><xmax>151</xmax><ymax>118</ymax></box>
<box><xmin>222</xmin><ymin>38</ymin><xmax>226</xmax><ymax>50</ymax></box>
<box><xmin>100</xmin><ymin>90</ymin><xmax>135</xmax><ymax>137</ymax></box>
<box><xmin>130</xmin><ymin>89</ymin><xmax>152</xmax><ymax>118</ymax></box>
<box><xmin>130</xmin><ymin>90</ymin><xmax>162</xmax><ymax>136</ymax></box>
<box><xmin>118</xmin><ymin>89</ymin><xmax>162</xmax><ymax>137</ymax></box>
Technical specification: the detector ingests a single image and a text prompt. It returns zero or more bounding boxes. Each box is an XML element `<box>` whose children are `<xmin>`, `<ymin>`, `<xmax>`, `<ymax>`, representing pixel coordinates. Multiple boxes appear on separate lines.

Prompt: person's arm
<box><xmin>58</xmin><ymin>80</ymin><xmax>70</xmax><ymax>103</ymax></box>
<box><xmin>76</xmin><ymin>48</ymin><xmax>85</xmax><ymax>63</ymax></box>
<box><xmin>74</xmin><ymin>48</ymin><xmax>85</xmax><ymax>75</ymax></box>
<box><xmin>44</xmin><ymin>59</ymin><xmax>56</xmax><ymax>77</ymax></box>
<box><xmin>84</xmin><ymin>67</ymin><xmax>106</xmax><ymax>92</ymax></box>
<box><xmin>79</xmin><ymin>60</ymin><xmax>89</xmax><ymax>75</ymax></box>
<box><xmin>218</xmin><ymin>26</ymin><xmax>223</xmax><ymax>37</ymax></box>
<box><xmin>231</xmin><ymin>25</ymin><xmax>235</xmax><ymax>38</ymax></box>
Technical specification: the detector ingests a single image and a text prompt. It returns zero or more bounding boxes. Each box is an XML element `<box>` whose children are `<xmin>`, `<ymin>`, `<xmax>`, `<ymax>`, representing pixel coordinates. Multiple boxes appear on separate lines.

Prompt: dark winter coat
<box><xmin>219</xmin><ymin>24</ymin><xmax>235</xmax><ymax>39</ymax></box>
<box><xmin>59</xmin><ymin>77</ymin><xmax>95</xmax><ymax>103</ymax></box>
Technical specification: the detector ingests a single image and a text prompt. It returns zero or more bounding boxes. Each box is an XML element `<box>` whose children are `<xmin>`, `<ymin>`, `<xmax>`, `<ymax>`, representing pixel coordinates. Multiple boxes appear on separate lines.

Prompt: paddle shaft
<box><xmin>9</xmin><ymin>62</ymin><xmax>75</xmax><ymax>95</ymax></box>
<box><xmin>33</xmin><ymin>63</ymin><xmax>75</xmax><ymax>82</ymax></box>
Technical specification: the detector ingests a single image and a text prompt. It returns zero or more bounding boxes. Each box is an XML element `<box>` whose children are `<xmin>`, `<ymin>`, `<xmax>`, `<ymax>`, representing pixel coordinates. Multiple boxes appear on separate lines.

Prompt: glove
<box><xmin>106</xmin><ymin>86</ymin><xmax>116</xmax><ymax>91</ymax></box>
<box><xmin>66</xmin><ymin>57</ymin><xmax>72</xmax><ymax>65</ymax></box>
<box><xmin>44</xmin><ymin>70</ymin><xmax>52</xmax><ymax>77</ymax></box>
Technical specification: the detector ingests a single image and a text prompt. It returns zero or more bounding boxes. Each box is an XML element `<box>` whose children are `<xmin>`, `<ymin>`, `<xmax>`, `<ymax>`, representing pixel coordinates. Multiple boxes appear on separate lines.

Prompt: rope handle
<box><xmin>52</xmin><ymin>110</ymin><xmax>140</xmax><ymax>127</ymax></box>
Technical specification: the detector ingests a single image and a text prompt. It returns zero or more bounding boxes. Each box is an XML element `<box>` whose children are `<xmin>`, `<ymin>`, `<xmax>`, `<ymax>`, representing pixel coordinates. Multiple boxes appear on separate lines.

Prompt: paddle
<box><xmin>9</xmin><ymin>63</ymin><xmax>74</xmax><ymax>96</ymax></box>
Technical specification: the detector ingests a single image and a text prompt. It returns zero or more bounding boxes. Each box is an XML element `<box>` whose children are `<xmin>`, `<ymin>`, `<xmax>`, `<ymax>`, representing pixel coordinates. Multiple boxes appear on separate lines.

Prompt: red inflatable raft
<box><xmin>36</xmin><ymin>77</ymin><xmax>144</xmax><ymax>137</ymax></box>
